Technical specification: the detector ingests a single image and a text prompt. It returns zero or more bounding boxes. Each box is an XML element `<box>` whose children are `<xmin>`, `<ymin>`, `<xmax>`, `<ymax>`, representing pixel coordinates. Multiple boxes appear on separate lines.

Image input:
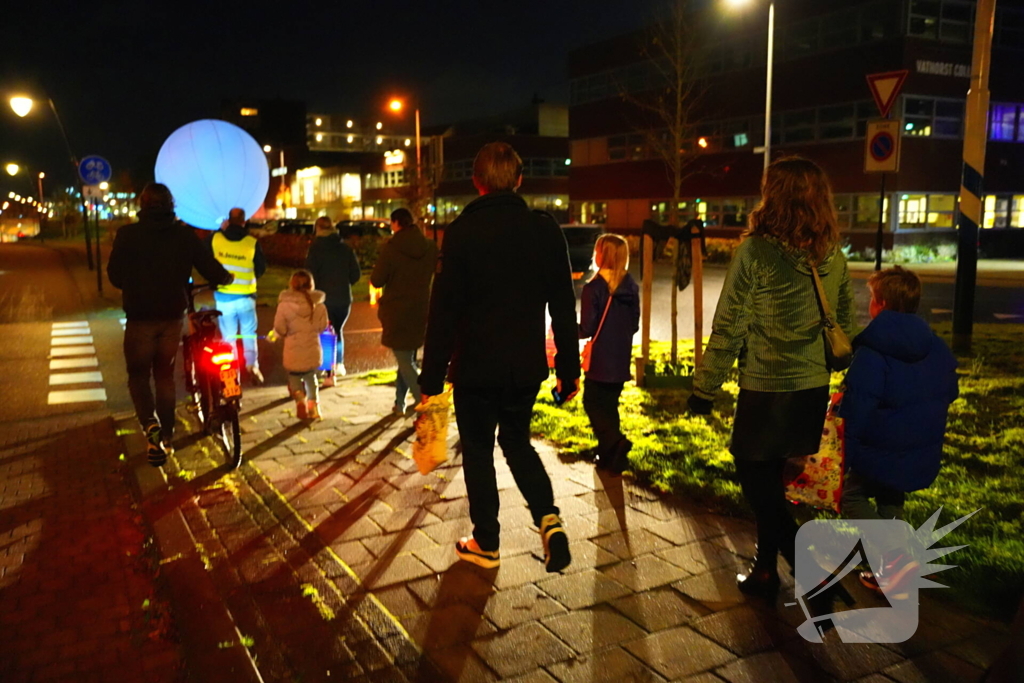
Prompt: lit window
<box><xmin>316</xmin><ymin>133</ymin><xmax>323</xmax><ymax>142</ymax></box>
<box><xmin>376</xmin><ymin>136</ymin><xmax>383</xmax><ymax>144</ymax></box>
<box><xmin>346</xmin><ymin>120</ymin><xmax>354</xmax><ymax>128</ymax></box>
<box><xmin>404</xmin><ymin>138</ymin><xmax>412</xmax><ymax>146</ymax></box>
<box><xmin>376</xmin><ymin>122</ymin><xmax>383</xmax><ymax>130</ymax></box>
<box><xmin>990</xmin><ymin>103</ymin><xmax>1021</xmax><ymax>142</ymax></box>
<box><xmin>347</xmin><ymin>135</ymin><xmax>354</xmax><ymax>143</ymax></box>
<box><xmin>240</xmin><ymin>108</ymin><xmax>258</xmax><ymax>117</ymax></box>
<box><xmin>315</xmin><ymin>117</ymin><xmax>322</xmax><ymax>127</ymax></box>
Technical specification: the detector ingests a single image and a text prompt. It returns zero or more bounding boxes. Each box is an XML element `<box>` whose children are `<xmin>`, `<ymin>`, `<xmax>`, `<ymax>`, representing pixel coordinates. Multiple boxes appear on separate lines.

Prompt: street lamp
<box><xmin>5</xmin><ymin>163</ymin><xmax>18</xmax><ymax>177</ymax></box>
<box><xmin>9</xmin><ymin>96</ymin><xmax>33</xmax><ymax>118</ymax></box>
<box><xmin>387</xmin><ymin>98</ymin><xmax>421</xmax><ymax>183</ymax></box>
<box><xmin>8</xmin><ymin>93</ymin><xmax>93</xmax><ymax>267</ymax></box>
<box><xmin>726</xmin><ymin>0</ymin><xmax>775</xmax><ymax>173</ymax></box>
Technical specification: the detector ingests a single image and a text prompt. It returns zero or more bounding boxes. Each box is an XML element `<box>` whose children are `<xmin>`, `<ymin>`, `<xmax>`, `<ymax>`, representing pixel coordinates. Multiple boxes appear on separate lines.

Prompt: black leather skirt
<box><xmin>729</xmin><ymin>386</ymin><xmax>830</xmax><ymax>461</ymax></box>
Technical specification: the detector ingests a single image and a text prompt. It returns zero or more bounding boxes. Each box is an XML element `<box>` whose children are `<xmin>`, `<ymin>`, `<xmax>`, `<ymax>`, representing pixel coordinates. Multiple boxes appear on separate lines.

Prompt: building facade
<box><xmin>568</xmin><ymin>0</ymin><xmax>1024</xmax><ymax>252</ymax></box>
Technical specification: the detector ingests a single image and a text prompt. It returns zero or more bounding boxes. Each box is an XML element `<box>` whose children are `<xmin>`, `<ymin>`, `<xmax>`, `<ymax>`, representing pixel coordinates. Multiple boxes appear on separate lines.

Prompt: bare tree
<box><xmin>622</xmin><ymin>0</ymin><xmax>708</xmax><ymax>377</ymax></box>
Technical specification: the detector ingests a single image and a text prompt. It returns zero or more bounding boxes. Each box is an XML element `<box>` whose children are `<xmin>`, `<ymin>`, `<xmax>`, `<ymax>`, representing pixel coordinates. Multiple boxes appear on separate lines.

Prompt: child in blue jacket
<box><xmin>839</xmin><ymin>266</ymin><xmax>958</xmax><ymax>521</ymax></box>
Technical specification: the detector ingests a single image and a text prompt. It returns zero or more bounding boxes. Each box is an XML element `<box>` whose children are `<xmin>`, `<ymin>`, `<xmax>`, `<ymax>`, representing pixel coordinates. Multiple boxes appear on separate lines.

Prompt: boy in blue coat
<box><xmin>839</xmin><ymin>266</ymin><xmax>959</xmax><ymax>521</ymax></box>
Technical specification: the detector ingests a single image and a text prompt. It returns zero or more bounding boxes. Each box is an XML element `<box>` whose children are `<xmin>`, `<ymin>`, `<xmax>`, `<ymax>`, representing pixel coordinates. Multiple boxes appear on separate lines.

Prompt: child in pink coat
<box><xmin>272</xmin><ymin>269</ymin><xmax>328</xmax><ymax>419</ymax></box>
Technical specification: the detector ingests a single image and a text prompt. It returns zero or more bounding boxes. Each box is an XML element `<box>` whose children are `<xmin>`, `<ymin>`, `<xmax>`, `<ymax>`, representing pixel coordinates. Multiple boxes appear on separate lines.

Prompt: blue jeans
<box><xmin>214</xmin><ymin>293</ymin><xmax>258</xmax><ymax>369</ymax></box>
<box><xmin>393</xmin><ymin>348</ymin><xmax>421</xmax><ymax>408</ymax></box>
<box><xmin>288</xmin><ymin>371</ymin><xmax>319</xmax><ymax>404</ymax></box>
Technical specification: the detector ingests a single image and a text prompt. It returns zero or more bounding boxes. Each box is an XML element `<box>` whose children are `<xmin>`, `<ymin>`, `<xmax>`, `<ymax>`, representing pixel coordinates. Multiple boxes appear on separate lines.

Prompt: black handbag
<box><xmin>811</xmin><ymin>266</ymin><xmax>852</xmax><ymax>371</ymax></box>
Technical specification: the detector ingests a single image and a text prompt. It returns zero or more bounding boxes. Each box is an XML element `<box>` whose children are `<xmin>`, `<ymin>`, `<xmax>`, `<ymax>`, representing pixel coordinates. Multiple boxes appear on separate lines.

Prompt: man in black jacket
<box><xmin>108</xmin><ymin>183</ymin><xmax>232</xmax><ymax>467</ymax></box>
<box><xmin>420</xmin><ymin>142</ymin><xmax>580</xmax><ymax>572</ymax></box>
<box><xmin>305</xmin><ymin>216</ymin><xmax>361</xmax><ymax>384</ymax></box>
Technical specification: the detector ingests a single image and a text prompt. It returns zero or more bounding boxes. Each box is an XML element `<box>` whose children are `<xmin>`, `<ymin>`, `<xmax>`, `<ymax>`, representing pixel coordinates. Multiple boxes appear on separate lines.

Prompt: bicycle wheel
<box><xmin>214</xmin><ymin>404</ymin><xmax>243</xmax><ymax>470</ymax></box>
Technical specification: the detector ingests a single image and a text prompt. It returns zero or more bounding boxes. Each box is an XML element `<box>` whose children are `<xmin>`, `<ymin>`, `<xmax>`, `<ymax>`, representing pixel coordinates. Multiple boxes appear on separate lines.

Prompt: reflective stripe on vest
<box><xmin>213</xmin><ymin>232</ymin><xmax>258</xmax><ymax>295</ymax></box>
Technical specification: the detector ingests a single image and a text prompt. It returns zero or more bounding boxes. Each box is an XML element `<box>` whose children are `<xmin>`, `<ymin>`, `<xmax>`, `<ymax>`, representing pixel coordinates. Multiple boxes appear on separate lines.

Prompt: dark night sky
<box><xmin>2</xmin><ymin>0</ymin><xmax>658</xmax><ymax>194</ymax></box>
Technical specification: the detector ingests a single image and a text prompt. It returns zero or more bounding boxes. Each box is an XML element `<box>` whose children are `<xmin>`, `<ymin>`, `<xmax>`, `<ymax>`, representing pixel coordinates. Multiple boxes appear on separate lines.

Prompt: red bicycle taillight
<box><xmin>203</xmin><ymin>343</ymin><xmax>236</xmax><ymax>370</ymax></box>
<box><xmin>211</xmin><ymin>352</ymin><xmax>235</xmax><ymax>365</ymax></box>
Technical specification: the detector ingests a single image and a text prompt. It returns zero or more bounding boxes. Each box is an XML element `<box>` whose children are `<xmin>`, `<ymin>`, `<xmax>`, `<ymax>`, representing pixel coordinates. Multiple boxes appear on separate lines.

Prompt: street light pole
<box><xmin>415</xmin><ymin>108</ymin><xmax>422</xmax><ymax>184</ymax></box>
<box><xmin>763</xmin><ymin>1</ymin><xmax>775</xmax><ymax>172</ymax></box>
<box><xmin>952</xmin><ymin>0</ymin><xmax>997</xmax><ymax>354</ymax></box>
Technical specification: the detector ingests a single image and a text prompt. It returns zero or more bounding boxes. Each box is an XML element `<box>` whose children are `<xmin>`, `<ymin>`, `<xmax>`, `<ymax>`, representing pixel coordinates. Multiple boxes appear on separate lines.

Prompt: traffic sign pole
<box><xmin>77</xmin><ymin>157</ymin><xmax>112</xmax><ymax>291</ymax></box>
<box><xmin>865</xmin><ymin>71</ymin><xmax>908</xmax><ymax>272</ymax></box>
<box><xmin>875</xmin><ymin>173</ymin><xmax>886</xmax><ymax>271</ymax></box>
<box><xmin>953</xmin><ymin>0</ymin><xmax>996</xmax><ymax>354</ymax></box>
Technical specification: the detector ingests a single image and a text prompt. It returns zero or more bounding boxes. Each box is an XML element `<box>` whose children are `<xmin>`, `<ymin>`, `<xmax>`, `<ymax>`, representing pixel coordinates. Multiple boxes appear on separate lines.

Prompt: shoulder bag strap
<box><xmin>810</xmin><ymin>266</ymin><xmax>835</xmax><ymax>327</ymax></box>
<box><xmin>591</xmin><ymin>290</ymin><xmax>614</xmax><ymax>345</ymax></box>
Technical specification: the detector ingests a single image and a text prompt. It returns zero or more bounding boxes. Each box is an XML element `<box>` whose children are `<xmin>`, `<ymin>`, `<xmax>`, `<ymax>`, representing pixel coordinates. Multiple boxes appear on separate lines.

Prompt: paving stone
<box><xmin>546</xmin><ymin>645</ymin><xmax>662</xmax><ymax>683</ymax></box>
<box><xmin>942</xmin><ymin>630</ymin><xmax>1011</xmax><ymax>670</ymax></box>
<box><xmin>349</xmin><ymin>554</ymin><xmax>435</xmax><ymax>590</ymax></box>
<box><xmin>427</xmin><ymin>644</ymin><xmax>499</xmax><ymax>682</ymax></box>
<box><xmin>883</xmin><ymin>650</ymin><xmax>984</xmax><ymax>683</ymax></box>
<box><xmin>407</xmin><ymin>566</ymin><xmax>497</xmax><ymax>609</ymax></box>
<box><xmin>644</xmin><ymin>517</ymin><xmax>716</xmax><ymax>545</ymax></box>
<box><xmin>690</xmin><ymin>605</ymin><xmax>795</xmax><ymax>656</ymax></box>
<box><xmin>471</xmin><ymin>622</ymin><xmax>575</xmax><ymax>679</ymax></box>
<box><xmin>708</xmin><ymin>529</ymin><xmax>759</xmax><ymax>561</ymax></box>
<box><xmin>426</xmin><ymin>497</ymin><xmax>472</xmax><ymax>521</ymax></box>
<box><xmin>533</xmin><ymin>539</ymin><xmax>620</xmax><ymax>576</ymax></box>
<box><xmin>400</xmin><ymin>603</ymin><xmax>497</xmax><ymax>650</ymax></box>
<box><xmin>412</xmin><ymin>543</ymin><xmax>461</xmax><ymax>573</ymax></box>
<box><xmin>539</xmin><ymin>569</ymin><xmax>634</xmax><ymax>610</ymax></box>
<box><xmin>503</xmin><ymin>668</ymin><xmax>560</xmax><ymax>682</ymax></box>
<box><xmin>623</xmin><ymin>625</ymin><xmax>737</xmax><ymax>679</ymax></box>
<box><xmin>599</xmin><ymin>554</ymin><xmax>691</xmax><ymax>592</ymax></box>
<box><xmin>714</xmin><ymin>650</ymin><xmax>831</xmax><ymax>683</ymax></box>
<box><xmin>551</xmin><ymin>495</ymin><xmax>601</xmax><ymax>519</ymax></box>
<box><xmin>781</xmin><ymin>634</ymin><xmax>906</xmax><ymax>681</ymax></box>
<box><xmin>610</xmin><ymin>586</ymin><xmax>708</xmax><ymax>632</ymax></box>
<box><xmin>483</xmin><ymin>583</ymin><xmax>567</xmax><ymax>630</ymax></box>
<box><xmin>657</xmin><ymin>539</ymin><xmax>744</xmax><ymax>575</ymax></box>
<box><xmin>361</xmin><ymin>529</ymin><xmax>439</xmax><ymax>558</ymax></box>
<box><xmin>590</xmin><ymin>528</ymin><xmax>674</xmax><ymax>560</ymax></box>
<box><xmin>672</xmin><ymin>567</ymin><xmax>749</xmax><ymax>611</ymax></box>
<box><xmin>371</xmin><ymin>585</ymin><xmax>428</xmax><ymax>619</ymax></box>
<box><xmin>491</xmin><ymin>552</ymin><xmax>553</xmax><ymax>590</ymax></box>
<box><xmin>542</xmin><ymin>604</ymin><xmax>647</xmax><ymax>654</ymax></box>
<box><xmin>329</xmin><ymin>539</ymin><xmax>376</xmax><ymax>566</ymax></box>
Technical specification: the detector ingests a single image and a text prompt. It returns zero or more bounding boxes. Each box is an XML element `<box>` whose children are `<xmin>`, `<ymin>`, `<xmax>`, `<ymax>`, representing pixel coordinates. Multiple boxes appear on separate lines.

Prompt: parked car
<box><xmin>336</xmin><ymin>220</ymin><xmax>390</xmax><ymax>239</ymax></box>
<box><xmin>561</xmin><ymin>224</ymin><xmax>604</xmax><ymax>286</ymax></box>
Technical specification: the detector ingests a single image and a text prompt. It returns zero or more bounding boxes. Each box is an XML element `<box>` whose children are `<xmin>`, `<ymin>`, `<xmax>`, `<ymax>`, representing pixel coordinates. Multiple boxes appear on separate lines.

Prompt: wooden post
<box><xmin>638</xmin><ymin>232</ymin><xmax>654</xmax><ymax>386</ymax></box>
<box><xmin>692</xmin><ymin>232</ymin><xmax>704</xmax><ymax>368</ymax></box>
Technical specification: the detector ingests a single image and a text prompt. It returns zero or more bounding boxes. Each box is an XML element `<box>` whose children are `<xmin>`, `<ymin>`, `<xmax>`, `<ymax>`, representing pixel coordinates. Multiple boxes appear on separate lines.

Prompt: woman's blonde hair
<box><xmin>289</xmin><ymin>269</ymin><xmax>316</xmax><ymax>317</ymax></box>
<box><xmin>745</xmin><ymin>156</ymin><xmax>840</xmax><ymax>265</ymax></box>
<box><xmin>592</xmin><ymin>233</ymin><xmax>630</xmax><ymax>292</ymax></box>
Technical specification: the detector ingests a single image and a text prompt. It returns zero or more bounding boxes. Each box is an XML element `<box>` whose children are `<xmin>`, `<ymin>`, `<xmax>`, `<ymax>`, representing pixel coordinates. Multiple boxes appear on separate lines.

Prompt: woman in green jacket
<box><xmin>689</xmin><ymin>157</ymin><xmax>855</xmax><ymax>599</ymax></box>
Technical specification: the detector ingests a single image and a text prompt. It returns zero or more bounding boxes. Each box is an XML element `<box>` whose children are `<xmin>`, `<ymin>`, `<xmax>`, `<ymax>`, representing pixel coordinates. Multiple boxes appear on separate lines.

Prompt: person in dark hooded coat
<box><xmin>370</xmin><ymin>208</ymin><xmax>437</xmax><ymax>414</ymax></box>
<box><xmin>305</xmin><ymin>216</ymin><xmax>361</xmax><ymax>383</ymax></box>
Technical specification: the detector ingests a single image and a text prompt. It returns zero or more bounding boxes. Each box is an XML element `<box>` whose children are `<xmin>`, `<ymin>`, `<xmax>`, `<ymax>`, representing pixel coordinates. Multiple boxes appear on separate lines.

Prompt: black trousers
<box><xmin>124</xmin><ymin>318</ymin><xmax>183</xmax><ymax>442</ymax></box>
<box><xmin>734</xmin><ymin>458</ymin><xmax>798</xmax><ymax>573</ymax></box>
<box><xmin>583</xmin><ymin>379</ymin><xmax>625</xmax><ymax>457</ymax></box>
<box><xmin>453</xmin><ymin>385</ymin><xmax>558</xmax><ymax>552</ymax></box>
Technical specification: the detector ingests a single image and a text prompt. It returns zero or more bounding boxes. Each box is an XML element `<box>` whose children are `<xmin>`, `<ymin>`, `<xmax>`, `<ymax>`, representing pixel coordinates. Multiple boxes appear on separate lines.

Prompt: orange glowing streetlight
<box><xmin>385</xmin><ymin>97</ymin><xmax>421</xmax><ymax>184</ymax></box>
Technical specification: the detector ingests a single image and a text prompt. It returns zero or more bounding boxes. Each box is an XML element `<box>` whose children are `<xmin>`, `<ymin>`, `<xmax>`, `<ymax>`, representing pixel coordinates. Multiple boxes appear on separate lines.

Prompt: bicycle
<box><xmin>181</xmin><ymin>283</ymin><xmax>243</xmax><ymax>469</ymax></box>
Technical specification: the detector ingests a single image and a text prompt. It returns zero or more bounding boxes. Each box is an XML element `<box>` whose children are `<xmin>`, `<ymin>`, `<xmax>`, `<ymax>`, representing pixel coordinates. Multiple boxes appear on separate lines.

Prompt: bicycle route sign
<box><xmin>865</xmin><ymin>119</ymin><xmax>902</xmax><ymax>173</ymax></box>
<box><xmin>78</xmin><ymin>156</ymin><xmax>112</xmax><ymax>185</ymax></box>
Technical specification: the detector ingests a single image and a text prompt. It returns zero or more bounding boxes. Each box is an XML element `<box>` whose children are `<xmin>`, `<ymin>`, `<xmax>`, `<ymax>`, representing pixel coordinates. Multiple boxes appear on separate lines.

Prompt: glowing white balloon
<box><xmin>155</xmin><ymin>119</ymin><xmax>269</xmax><ymax>230</ymax></box>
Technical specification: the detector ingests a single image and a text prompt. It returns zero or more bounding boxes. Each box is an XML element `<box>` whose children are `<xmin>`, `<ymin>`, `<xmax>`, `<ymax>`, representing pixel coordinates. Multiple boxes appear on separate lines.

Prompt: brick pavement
<box><xmin>132</xmin><ymin>376</ymin><xmax>1010</xmax><ymax>682</ymax></box>
<box><xmin>0</xmin><ymin>412</ymin><xmax>184</xmax><ymax>682</ymax></box>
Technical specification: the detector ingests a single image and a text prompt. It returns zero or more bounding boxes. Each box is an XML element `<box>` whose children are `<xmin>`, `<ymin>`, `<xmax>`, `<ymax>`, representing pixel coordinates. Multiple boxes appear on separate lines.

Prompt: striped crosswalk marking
<box><xmin>50</xmin><ymin>357</ymin><xmax>99</xmax><ymax>370</ymax></box>
<box><xmin>47</xmin><ymin>320</ymin><xmax>106</xmax><ymax>406</ymax></box>
<box><xmin>50</xmin><ymin>346</ymin><xmax>97</xmax><ymax>357</ymax></box>
<box><xmin>50</xmin><ymin>335</ymin><xmax>94</xmax><ymax>346</ymax></box>
<box><xmin>49</xmin><ymin>371</ymin><xmax>104</xmax><ymax>385</ymax></box>
<box><xmin>48</xmin><ymin>388</ymin><xmax>107</xmax><ymax>405</ymax></box>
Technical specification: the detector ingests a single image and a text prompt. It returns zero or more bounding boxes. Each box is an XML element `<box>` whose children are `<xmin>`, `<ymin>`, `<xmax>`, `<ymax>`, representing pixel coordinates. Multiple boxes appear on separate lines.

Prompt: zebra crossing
<box><xmin>48</xmin><ymin>321</ymin><xmax>107</xmax><ymax>405</ymax></box>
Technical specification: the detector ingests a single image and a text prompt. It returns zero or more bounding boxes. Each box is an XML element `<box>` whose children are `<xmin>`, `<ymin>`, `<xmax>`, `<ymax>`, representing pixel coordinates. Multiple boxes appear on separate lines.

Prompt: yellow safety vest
<box><xmin>212</xmin><ymin>231</ymin><xmax>258</xmax><ymax>295</ymax></box>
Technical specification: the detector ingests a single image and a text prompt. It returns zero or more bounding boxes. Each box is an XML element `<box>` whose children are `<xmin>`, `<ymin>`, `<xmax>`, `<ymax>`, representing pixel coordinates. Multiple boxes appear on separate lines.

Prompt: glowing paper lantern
<box><xmin>155</xmin><ymin>119</ymin><xmax>269</xmax><ymax>230</ymax></box>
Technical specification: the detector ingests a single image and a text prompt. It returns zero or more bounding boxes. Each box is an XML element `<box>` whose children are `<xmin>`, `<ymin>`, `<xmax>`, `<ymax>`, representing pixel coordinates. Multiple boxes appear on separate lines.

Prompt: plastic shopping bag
<box><xmin>413</xmin><ymin>389</ymin><xmax>452</xmax><ymax>476</ymax></box>
<box><xmin>783</xmin><ymin>397</ymin><xmax>845</xmax><ymax>513</ymax></box>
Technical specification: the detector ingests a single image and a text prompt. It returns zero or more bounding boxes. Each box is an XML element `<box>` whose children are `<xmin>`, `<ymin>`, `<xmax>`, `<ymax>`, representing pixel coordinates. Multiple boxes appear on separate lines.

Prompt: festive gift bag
<box><xmin>413</xmin><ymin>388</ymin><xmax>452</xmax><ymax>475</ymax></box>
<box><xmin>783</xmin><ymin>399</ymin><xmax>845</xmax><ymax>513</ymax></box>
